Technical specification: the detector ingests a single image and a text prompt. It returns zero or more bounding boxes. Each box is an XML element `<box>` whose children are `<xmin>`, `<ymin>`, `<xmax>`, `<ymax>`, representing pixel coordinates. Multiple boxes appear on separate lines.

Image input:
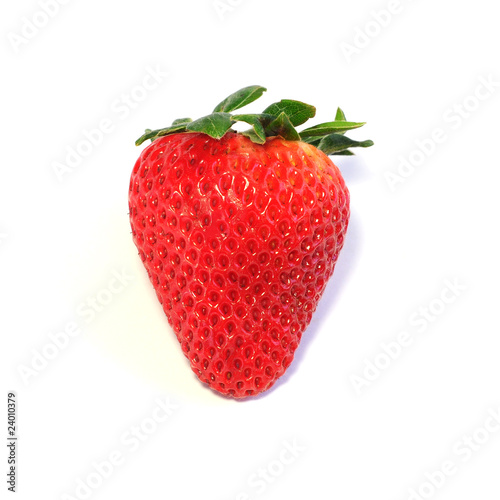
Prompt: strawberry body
<box><xmin>129</xmin><ymin>131</ymin><xmax>349</xmax><ymax>397</ymax></box>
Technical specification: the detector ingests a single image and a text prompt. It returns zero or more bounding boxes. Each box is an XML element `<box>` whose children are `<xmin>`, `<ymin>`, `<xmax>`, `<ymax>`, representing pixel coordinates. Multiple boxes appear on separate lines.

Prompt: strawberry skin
<box><xmin>129</xmin><ymin>131</ymin><xmax>350</xmax><ymax>397</ymax></box>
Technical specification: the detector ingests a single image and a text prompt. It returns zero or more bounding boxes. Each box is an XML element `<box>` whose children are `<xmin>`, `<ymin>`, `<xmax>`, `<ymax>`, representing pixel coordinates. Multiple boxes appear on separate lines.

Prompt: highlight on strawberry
<box><xmin>129</xmin><ymin>85</ymin><xmax>373</xmax><ymax>398</ymax></box>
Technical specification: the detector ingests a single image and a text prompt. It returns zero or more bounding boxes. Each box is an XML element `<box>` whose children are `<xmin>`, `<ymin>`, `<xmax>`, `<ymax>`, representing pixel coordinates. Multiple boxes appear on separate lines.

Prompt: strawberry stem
<box><xmin>135</xmin><ymin>86</ymin><xmax>373</xmax><ymax>156</ymax></box>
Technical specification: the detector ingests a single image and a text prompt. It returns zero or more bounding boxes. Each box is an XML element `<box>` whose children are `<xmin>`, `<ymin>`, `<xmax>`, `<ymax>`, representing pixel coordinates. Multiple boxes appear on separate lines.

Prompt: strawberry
<box><xmin>129</xmin><ymin>86</ymin><xmax>372</xmax><ymax>398</ymax></box>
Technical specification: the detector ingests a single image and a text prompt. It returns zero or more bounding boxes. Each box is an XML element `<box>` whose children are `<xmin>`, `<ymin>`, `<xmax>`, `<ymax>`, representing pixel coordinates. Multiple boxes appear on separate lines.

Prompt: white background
<box><xmin>2</xmin><ymin>1</ymin><xmax>500</xmax><ymax>499</ymax></box>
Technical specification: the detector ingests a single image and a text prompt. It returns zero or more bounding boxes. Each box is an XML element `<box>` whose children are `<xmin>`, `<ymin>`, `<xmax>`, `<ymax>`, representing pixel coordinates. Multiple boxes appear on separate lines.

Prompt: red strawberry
<box><xmin>129</xmin><ymin>86</ymin><xmax>372</xmax><ymax>398</ymax></box>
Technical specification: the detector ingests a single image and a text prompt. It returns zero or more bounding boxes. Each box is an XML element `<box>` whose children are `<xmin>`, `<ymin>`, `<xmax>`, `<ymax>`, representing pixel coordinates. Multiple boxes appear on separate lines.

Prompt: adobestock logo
<box><xmin>75</xmin><ymin>268</ymin><xmax>135</xmax><ymax>324</ymax></box>
<box><xmin>213</xmin><ymin>0</ymin><xmax>245</xmax><ymax>21</ymax></box>
<box><xmin>350</xmin><ymin>277</ymin><xmax>466</xmax><ymax>394</ymax></box>
<box><xmin>17</xmin><ymin>268</ymin><xmax>134</xmax><ymax>385</ymax></box>
<box><xmin>247</xmin><ymin>439</ymin><xmax>305</xmax><ymax>496</ymax></box>
<box><xmin>225</xmin><ymin>439</ymin><xmax>306</xmax><ymax>500</ymax></box>
<box><xmin>7</xmin><ymin>0</ymin><xmax>72</xmax><ymax>54</ymax></box>
<box><xmin>51</xmin><ymin>65</ymin><xmax>169</xmax><ymax>183</ymax></box>
<box><xmin>404</xmin><ymin>405</ymin><xmax>500</xmax><ymax>500</ymax></box>
<box><xmin>60</xmin><ymin>396</ymin><xmax>179</xmax><ymax>500</ymax></box>
<box><xmin>340</xmin><ymin>0</ymin><xmax>416</xmax><ymax>64</ymax></box>
<box><xmin>385</xmin><ymin>74</ymin><xmax>499</xmax><ymax>191</ymax></box>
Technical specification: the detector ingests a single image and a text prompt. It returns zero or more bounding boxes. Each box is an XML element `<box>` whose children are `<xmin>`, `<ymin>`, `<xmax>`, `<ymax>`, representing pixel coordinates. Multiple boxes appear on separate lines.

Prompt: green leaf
<box><xmin>136</xmin><ymin>88</ymin><xmax>374</xmax><ymax>154</ymax></box>
<box><xmin>213</xmin><ymin>85</ymin><xmax>267</xmax><ymax>113</ymax></box>
<box><xmin>332</xmin><ymin>150</ymin><xmax>355</xmax><ymax>156</ymax></box>
<box><xmin>266</xmin><ymin>112</ymin><xmax>300</xmax><ymax>141</ymax></box>
<box><xmin>331</xmin><ymin>108</ymin><xmax>349</xmax><ymax>136</ymax></box>
<box><xmin>300</xmin><ymin>120</ymin><xmax>366</xmax><ymax>137</ymax></box>
<box><xmin>185</xmin><ymin>112</ymin><xmax>234</xmax><ymax>139</ymax></box>
<box><xmin>143</xmin><ymin>129</ymin><xmax>154</xmax><ymax>143</ymax></box>
<box><xmin>300</xmin><ymin>136</ymin><xmax>322</xmax><ymax>146</ymax></box>
<box><xmin>317</xmin><ymin>133</ymin><xmax>374</xmax><ymax>155</ymax></box>
<box><xmin>172</xmin><ymin>118</ymin><xmax>192</xmax><ymax>125</ymax></box>
<box><xmin>263</xmin><ymin>99</ymin><xmax>316</xmax><ymax>126</ymax></box>
<box><xmin>232</xmin><ymin>113</ymin><xmax>274</xmax><ymax>144</ymax></box>
<box><xmin>241</xmin><ymin>128</ymin><xmax>265</xmax><ymax>144</ymax></box>
<box><xmin>335</xmin><ymin>107</ymin><xmax>346</xmax><ymax>121</ymax></box>
<box><xmin>232</xmin><ymin>113</ymin><xmax>275</xmax><ymax>128</ymax></box>
<box><xmin>135</xmin><ymin>123</ymin><xmax>190</xmax><ymax>146</ymax></box>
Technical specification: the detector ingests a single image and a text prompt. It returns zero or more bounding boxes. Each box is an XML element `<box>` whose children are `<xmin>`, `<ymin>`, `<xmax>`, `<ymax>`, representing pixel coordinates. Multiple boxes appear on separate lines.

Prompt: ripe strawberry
<box><xmin>129</xmin><ymin>86</ymin><xmax>372</xmax><ymax>398</ymax></box>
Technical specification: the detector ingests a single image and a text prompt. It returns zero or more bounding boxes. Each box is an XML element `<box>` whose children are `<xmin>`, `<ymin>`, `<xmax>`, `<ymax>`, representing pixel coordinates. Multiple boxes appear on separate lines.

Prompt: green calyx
<box><xmin>135</xmin><ymin>85</ymin><xmax>373</xmax><ymax>156</ymax></box>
